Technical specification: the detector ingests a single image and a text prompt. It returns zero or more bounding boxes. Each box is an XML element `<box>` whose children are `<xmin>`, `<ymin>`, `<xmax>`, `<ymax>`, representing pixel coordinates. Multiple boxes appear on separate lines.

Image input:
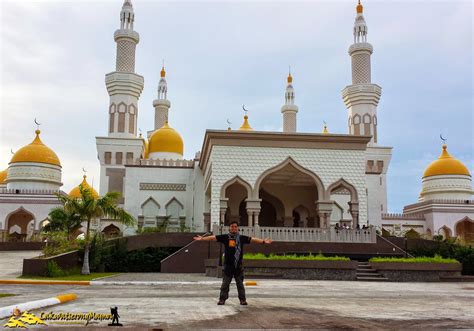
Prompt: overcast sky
<box><xmin>0</xmin><ymin>0</ymin><xmax>472</xmax><ymax>212</ymax></box>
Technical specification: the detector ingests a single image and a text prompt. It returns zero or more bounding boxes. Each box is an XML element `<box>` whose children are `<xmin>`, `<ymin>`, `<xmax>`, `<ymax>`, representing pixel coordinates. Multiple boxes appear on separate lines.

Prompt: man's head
<box><xmin>229</xmin><ymin>221</ymin><xmax>239</xmax><ymax>234</ymax></box>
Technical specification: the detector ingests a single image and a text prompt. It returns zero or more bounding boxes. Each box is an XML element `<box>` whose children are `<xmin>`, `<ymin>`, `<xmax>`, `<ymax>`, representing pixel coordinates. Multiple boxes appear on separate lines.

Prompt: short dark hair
<box><xmin>229</xmin><ymin>221</ymin><xmax>239</xmax><ymax>227</ymax></box>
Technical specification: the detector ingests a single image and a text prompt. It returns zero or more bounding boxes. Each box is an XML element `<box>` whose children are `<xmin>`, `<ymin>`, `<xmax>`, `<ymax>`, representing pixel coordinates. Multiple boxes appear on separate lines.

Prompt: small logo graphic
<box><xmin>4</xmin><ymin>311</ymin><xmax>47</xmax><ymax>329</ymax></box>
<box><xmin>108</xmin><ymin>306</ymin><xmax>122</xmax><ymax>326</ymax></box>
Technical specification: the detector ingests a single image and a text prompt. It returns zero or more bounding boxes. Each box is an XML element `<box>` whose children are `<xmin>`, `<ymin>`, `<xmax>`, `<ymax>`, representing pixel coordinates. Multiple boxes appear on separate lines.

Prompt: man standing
<box><xmin>193</xmin><ymin>221</ymin><xmax>272</xmax><ymax>305</ymax></box>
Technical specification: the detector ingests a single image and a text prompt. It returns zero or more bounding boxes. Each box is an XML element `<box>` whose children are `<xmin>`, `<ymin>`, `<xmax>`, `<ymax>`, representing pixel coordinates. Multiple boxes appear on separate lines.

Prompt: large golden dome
<box><xmin>10</xmin><ymin>130</ymin><xmax>61</xmax><ymax>167</ymax></box>
<box><xmin>0</xmin><ymin>169</ymin><xmax>7</xmax><ymax>184</ymax></box>
<box><xmin>148</xmin><ymin>122</ymin><xmax>184</xmax><ymax>155</ymax></box>
<box><xmin>69</xmin><ymin>175</ymin><xmax>99</xmax><ymax>199</ymax></box>
<box><xmin>423</xmin><ymin>144</ymin><xmax>470</xmax><ymax>178</ymax></box>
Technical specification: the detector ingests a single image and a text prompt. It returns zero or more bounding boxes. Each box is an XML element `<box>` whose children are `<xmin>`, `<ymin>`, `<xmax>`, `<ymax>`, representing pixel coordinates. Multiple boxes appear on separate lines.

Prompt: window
<box><xmin>105</xmin><ymin>152</ymin><xmax>112</xmax><ymax>165</ymax></box>
<box><xmin>116</xmin><ymin>152</ymin><xmax>123</xmax><ymax>165</ymax></box>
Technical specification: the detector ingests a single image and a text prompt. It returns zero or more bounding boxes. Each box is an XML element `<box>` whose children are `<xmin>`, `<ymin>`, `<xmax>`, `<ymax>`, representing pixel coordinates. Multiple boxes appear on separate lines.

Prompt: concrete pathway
<box><xmin>0</xmin><ymin>251</ymin><xmax>39</xmax><ymax>279</ymax></box>
<box><xmin>1</xmin><ymin>278</ymin><xmax>473</xmax><ymax>329</ymax></box>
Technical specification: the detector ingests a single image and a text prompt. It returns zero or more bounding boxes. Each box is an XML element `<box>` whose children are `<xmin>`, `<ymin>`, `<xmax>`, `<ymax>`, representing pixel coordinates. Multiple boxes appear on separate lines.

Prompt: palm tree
<box><xmin>43</xmin><ymin>207</ymin><xmax>82</xmax><ymax>241</ymax></box>
<box><xmin>57</xmin><ymin>185</ymin><xmax>135</xmax><ymax>275</ymax></box>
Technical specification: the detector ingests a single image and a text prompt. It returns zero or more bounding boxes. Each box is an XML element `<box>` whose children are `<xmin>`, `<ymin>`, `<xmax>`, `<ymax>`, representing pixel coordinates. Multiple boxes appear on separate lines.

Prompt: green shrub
<box><xmin>369</xmin><ymin>255</ymin><xmax>459</xmax><ymax>264</ymax></box>
<box><xmin>42</xmin><ymin>231</ymin><xmax>79</xmax><ymax>257</ymax></box>
<box><xmin>46</xmin><ymin>261</ymin><xmax>66</xmax><ymax>277</ymax></box>
<box><xmin>244</xmin><ymin>253</ymin><xmax>350</xmax><ymax>261</ymax></box>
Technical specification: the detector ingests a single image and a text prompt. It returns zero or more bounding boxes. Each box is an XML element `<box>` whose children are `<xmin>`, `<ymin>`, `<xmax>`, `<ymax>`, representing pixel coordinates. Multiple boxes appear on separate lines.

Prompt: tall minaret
<box><xmin>281</xmin><ymin>70</ymin><xmax>298</xmax><ymax>132</ymax></box>
<box><xmin>342</xmin><ymin>0</ymin><xmax>381</xmax><ymax>146</ymax></box>
<box><xmin>97</xmin><ymin>0</ymin><xmax>146</xmax><ymax>202</ymax></box>
<box><xmin>153</xmin><ymin>66</ymin><xmax>171</xmax><ymax>130</ymax></box>
<box><xmin>106</xmin><ymin>0</ymin><xmax>144</xmax><ymax>138</ymax></box>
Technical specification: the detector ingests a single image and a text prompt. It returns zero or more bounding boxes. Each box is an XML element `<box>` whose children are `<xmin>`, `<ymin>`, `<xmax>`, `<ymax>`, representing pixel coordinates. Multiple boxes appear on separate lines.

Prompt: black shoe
<box><xmin>240</xmin><ymin>300</ymin><xmax>248</xmax><ymax>305</ymax></box>
<box><xmin>217</xmin><ymin>300</ymin><xmax>225</xmax><ymax>305</ymax></box>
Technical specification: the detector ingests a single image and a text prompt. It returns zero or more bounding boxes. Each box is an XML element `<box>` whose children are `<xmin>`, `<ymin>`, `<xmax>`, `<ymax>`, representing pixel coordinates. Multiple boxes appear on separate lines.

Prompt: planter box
<box><xmin>370</xmin><ymin>262</ymin><xmax>462</xmax><ymax>282</ymax></box>
<box><xmin>205</xmin><ymin>259</ymin><xmax>358</xmax><ymax>280</ymax></box>
<box><xmin>22</xmin><ymin>250</ymin><xmax>81</xmax><ymax>276</ymax></box>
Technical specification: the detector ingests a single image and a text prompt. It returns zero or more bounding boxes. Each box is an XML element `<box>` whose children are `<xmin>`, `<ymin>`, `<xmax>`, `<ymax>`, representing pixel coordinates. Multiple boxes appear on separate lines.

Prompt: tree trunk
<box><xmin>81</xmin><ymin>243</ymin><xmax>90</xmax><ymax>275</ymax></box>
<box><xmin>81</xmin><ymin>218</ymin><xmax>92</xmax><ymax>275</ymax></box>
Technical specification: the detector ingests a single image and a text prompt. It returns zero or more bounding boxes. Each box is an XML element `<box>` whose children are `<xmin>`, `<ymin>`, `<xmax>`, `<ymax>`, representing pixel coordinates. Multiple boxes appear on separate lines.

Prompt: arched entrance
<box><xmin>326</xmin><ymin>178</ymin><xmax>359</xmax><ymax>228</ymax></box>
<box><xmin>5</xmin><ymin>208</ymin><xmax>35</xmax><ymax>242</ymax></box>
<box><xmin>455</xmin><ymin>218</ymin><xmax>474</xmax><ymax>243</ymax></box>
<box><xmin>103</xmin><ymin>224</ymin><xmax>121</xmax><ymax>238</ymax></box>
<box><xmin>254</xmin><ymin>159</ymin><xmax>322</xmax><ymax>228</ymax></box>
<box><xmin>221</xmin><ymin>177</ymin><xmax>252</xmax><ymax>226</ymax></box>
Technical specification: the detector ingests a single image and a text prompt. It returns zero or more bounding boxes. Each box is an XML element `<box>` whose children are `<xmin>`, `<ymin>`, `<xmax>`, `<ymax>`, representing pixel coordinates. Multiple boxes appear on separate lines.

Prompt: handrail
<box><xmin>160</xmin><ymin>232</ymin><xmax>211</xmax><ymax>264</ymax></box>
<box><xmin>376</xmin><ymin>235</ymin><xmax>414</xmax><ymax>258</ymax></box>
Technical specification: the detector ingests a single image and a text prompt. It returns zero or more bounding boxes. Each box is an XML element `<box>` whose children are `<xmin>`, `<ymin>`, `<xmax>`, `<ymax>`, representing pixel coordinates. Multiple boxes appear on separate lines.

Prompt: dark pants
<box><xmin>219</xmin><ymin>267</ymin><xmax>246</xmax><ymax>301</ymax></box>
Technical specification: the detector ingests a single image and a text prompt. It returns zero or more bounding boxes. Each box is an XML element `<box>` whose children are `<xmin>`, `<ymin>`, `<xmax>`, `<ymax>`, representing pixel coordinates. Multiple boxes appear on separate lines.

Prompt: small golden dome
<box><xmin>10</xmin><ymin>130</ymin><xmax>61</xmax><ymax>167</ymax></box>
<box><xmin>149</xmin><ymin>122</ymin><xmax>184</xmax><ymax>155</ymax></box>
<box><xmin>0</xmin><ymin>168</ymin><xmax>7</xmax><ymax>184</ymax></box>
<box><xmin>238</xmin><ymin>115</ymin><xmax>253</xmax><ymax>131</ymax></box>
<box><xmin>423</xmin><ymin>144</ymin><xmax>470</xmax><ymax>178</ymax></box>
<box><xmin>323</xmin><ymin>124</ymin><xmax>329</xmax><ymax>134</ymax></box>
<box><xmin>69</xmin><ymin>175</ymin><xmax>99</xmax><ymax>199</ymax></box>
<box><xmin>356</xmin><ymin>0</ymin><xmax>363</xmax><ymax>14</ymax></box>
<box><xmin>161</xmin><ymin>66</ymin><xmax>166</xmax><ymax>78</ymax></box>
<box><xmin>287</xmin><ymin>72</ymin><xmax>293</xmax><ymax>84</ymax></box>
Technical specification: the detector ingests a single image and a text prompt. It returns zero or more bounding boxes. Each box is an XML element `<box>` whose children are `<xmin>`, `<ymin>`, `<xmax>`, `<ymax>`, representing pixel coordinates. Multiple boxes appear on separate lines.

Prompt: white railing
<box><xmin>212</xmin><ymin>225</ymin><xmax>376</xmax><ymax>243</ymax></box>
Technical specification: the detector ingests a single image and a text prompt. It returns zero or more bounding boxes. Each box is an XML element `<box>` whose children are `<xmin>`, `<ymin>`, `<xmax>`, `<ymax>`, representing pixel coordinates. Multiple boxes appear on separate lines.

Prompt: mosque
<box><xmin>0</xmin><ymin>1</ymin><xmax>473</xmax><ymax>243</ymax></box>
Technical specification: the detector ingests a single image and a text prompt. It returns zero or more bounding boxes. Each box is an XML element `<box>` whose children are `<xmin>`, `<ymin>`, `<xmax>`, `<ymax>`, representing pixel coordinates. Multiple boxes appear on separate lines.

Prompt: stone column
<box><xmin>254</xmin><ymin>210</ymin><xmax>260</xmax><ymax>227</ymax></box>
<box><xmin>247</xmin><ymin>211</ymin><xmax>253</xmax><ymax>227</ymax></box>
<box><xmin>246</xmin><ymin>199</ymin><xmax>262</xmax><ymax>228</ymax></box>
<box><xmin>348</xmin><ymin>201</ymin><xmax>359</xmax><ymax>228</ymax></box>
<box><xmin>316</xmin><ymin>201</ymin><xmax>333</xmax><ymax>229</ymax></box>
<box><xmin>219</xmin><ymin>198</ymin><xmax>229</xmax><ymax>226</ymax></box>
<box><xmin>203</xmin><ymin>212</ymin><xmax>211</xmax><ymax>232</ymax></box>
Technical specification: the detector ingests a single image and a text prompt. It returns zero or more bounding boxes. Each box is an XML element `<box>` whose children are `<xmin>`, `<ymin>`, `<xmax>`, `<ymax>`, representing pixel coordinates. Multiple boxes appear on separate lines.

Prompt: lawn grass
<box><xmin>0</xmin><ymin>293</ymin><xmax>16</xmax><ymax>298</ymax></box>
<box><xmin>369</xmin><ymin>255</ymin><xmax>459</xmax><ymax>264</ymax></box>
<box><xmin>18</xmin><ymin>273</ymin><xmax>119</xmax><ymax>281</ymax></box>
<box><xmin>244</xmin><ymin>253</ymin><xmax>350</xmax><ymax>261</ymax></box>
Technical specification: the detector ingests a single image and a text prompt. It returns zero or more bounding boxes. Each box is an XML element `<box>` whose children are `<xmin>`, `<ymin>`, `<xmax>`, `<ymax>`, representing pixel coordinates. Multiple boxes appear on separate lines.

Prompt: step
<box><xmin>356</xmin><ymin>272</ymin><xmax>384</xmax><ymax>277</ymax></box>
<box><xmin>245</xmin><ymin>272</ymin><xmax>284</xmax><ymax>279</ymax></box>
<box><xmin>356</xmin><ymin>276</ymin><xmax>388</xmax><ymax>281</ymax></box>
<box><xmin>356</xmin><ymin>269</ymin><xmax>377</xmax><ymax>273</ymax></box>
<box><xmin>357</xmin><ymin>266</ymin><xmax>373</xmax><ymax>270</ymax></box>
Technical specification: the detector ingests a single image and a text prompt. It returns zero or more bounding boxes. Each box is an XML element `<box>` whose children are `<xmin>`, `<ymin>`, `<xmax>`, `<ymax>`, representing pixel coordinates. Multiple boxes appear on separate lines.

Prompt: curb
<box><xmin>0</xmin><ymin>293</ymin><xmax>77</xmax><ymax>319</ymax></box>
<box><xmin>0</xmin><ymin>280</ymin><xmax>90</xmax><ymax>286</ymax></box>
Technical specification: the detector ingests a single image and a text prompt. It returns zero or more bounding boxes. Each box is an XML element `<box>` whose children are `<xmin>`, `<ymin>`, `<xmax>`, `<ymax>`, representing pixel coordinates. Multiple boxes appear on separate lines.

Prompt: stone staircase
<box><xmin>356</xmin><ymin>261</ymin><xmax>388</xmax><ymax>281</ymax></box>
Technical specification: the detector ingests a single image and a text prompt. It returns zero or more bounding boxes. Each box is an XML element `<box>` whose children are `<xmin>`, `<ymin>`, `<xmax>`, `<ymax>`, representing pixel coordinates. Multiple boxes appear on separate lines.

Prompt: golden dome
<box><xmin>69</xmin><ymin>175</ymin><xmax>99</xmax><ymax>199</ymax></box>
<box><xmin>238</xmin><ymin>115</ymin><xmax>253</xmax><ymax>131</ymax></box>
<box><xmin>323</xmin><ymin>124</ymin><xmax>329</xmax><ymax>134</ymax></box>
<box><xmin>161</xmin><ymin>66</ymin><xmax>166</xmax><ymax>78</ymax></box>
<box><xmin>10</xmin><ymin>130</ymin><xmax>61</xmax><ymax>167</ymax></box>
<box><xmin>0</xmin><ymin>168</ymin><xmax>7</xmax><ymax>184</ymax></box>
<box><xmin>423</xmin><ymin>144</ymin><xmax>470</xmax><ymax>178</ymax></box>
<box><xmin>139</xmin><ymin>133</ymin><xmax>149</xmax><ymax>159</ymax></box>
<box><xmin>148</xmin><ymin>122</ymin><xmax>184</xmax><ymax>155</ymax></box>
<box><xmin>356</xmin><ymin>0</ymin><xmax>363</xmax><ymax>14</ymax></box>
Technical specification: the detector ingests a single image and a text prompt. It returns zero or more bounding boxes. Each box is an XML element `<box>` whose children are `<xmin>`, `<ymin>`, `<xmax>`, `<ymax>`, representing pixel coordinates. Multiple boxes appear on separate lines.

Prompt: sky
<box><xmin>0</xmin><ymin>0</ymin><xmax>472</xmax><ymax>213</ymax></box>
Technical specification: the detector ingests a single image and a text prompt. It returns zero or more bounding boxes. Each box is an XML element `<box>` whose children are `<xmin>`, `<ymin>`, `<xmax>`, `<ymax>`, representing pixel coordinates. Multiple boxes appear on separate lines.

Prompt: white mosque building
<box><xmin>0</xmin><ymin>1</ymin><xmax>473</xmax><ymax>243</ymax></box>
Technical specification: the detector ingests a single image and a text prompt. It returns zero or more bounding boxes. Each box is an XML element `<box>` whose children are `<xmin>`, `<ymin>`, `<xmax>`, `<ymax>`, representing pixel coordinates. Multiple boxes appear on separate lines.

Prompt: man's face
<box><xmin>229</xmin><ymin>223</ymin><xmax>239</xmax><ymax>234</ymax></box>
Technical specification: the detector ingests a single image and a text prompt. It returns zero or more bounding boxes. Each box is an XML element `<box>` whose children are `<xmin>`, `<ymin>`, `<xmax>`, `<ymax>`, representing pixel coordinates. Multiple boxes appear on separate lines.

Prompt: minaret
<box><xmin>342</xmin><ymin>0</ymin><xmax>381</xmax><ymax>146</ymax></box>
<box><xmin>281</xmin><ymin>70</ymin><xmax>298</xmax><ymax>132</ymax></box>
<box><xmin>106</xmin><ymin>0</ymin><xmax>144</xmax><ymax>138</ymax></box>
<box><xmin>153</xmin><ymin>66</ymin><xmax>171</xmax><ymax>130</ymax></box>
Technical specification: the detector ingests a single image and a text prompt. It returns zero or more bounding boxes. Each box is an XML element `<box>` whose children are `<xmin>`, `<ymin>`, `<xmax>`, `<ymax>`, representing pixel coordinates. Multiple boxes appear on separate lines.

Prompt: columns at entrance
<box><xmin>245</xmin><ymin>199</ymin><xmax>261</xmax><ymax>227</ymax></box>
<box><xmin>219</xmin><ymin>198</ymin><xmax>228</xmax><ymax>225</ymax></box>
<box><xmin>316</xmin><ymin>201</ymin><xmax>333</xmax><ymax>228</ymax></box>
<box><xmin>348</xmin><ymin>201</ymin><xmax>359</xmax><ymax>228</ymax></box>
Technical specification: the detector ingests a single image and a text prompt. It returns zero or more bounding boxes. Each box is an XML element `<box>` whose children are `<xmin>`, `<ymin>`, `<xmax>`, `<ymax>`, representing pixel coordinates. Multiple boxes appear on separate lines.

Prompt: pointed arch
<box><xmin>438</xmin><ymin>225</ymin><xmax>452</xmax><ymax>239</ymax></box>
<box><xmin>253</xmin><ymin>157</ymin><xmax>324</xmax><ymax>199</ymax></box>
<box><xmin>141</xmin><ymin>196</ymin><xmax>160</xmax><ymax>209</ymax></box>
<box><xmin>326</xmin><ymin>178</ymin><xmax>358</xmax><ymax>201</ymax></box>
<box><xmin>5</xmin><ymin>206</ymin><xmax>35</xmax><ymax>231</ymax></box>
<box><xmin>165</xmin><ymin>197</ymin><xmax>184</xmax><ymax>209</ymax></box>
<box><xmin>454</xmin><ymin>216</ymin><xmax>474</xmax><ymax>241</ymax></box>
<box><xmin>220</xmin><ymin>176</ymin><xmax>253</xmax><ymax>198</ymax></box>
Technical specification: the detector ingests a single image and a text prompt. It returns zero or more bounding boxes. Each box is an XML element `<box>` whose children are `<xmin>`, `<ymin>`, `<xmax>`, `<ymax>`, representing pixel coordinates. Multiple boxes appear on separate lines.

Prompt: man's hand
<box><xmin>263</xmin><ymin>238</ymin><xmax>273</xmax><ymax>244</ymax></box>
<box><xmin>193</xmin><ymin>235</ymin><xmax>203</xmax><ymax>241</ymax></box>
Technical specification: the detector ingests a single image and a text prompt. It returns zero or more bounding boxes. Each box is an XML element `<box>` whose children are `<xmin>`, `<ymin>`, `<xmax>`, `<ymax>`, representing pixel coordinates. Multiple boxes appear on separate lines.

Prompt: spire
<box><xmin>153</xmin><ymin>64</ymin><xmax>171</xmax><ymax>130</ymax></box>
<box><xmin>353</xmin><ymin>0</ymin><xmax>368</xmax><ymax>43</ymax></box>
<box><xmin>238</xmin><ymin>115</ymin><xmax>253</xmax><ymax>131</ymax></box>
<box><xmin>281</xmin><ymin>69</ymin><xmax>298</xmax><ymax>132</ymax></box>
<box><xmin>322</xmin><ymin>122</ymin><xmax>329</xmax><ymax>134</ymax></box>
<box><xmin>157</xmin><ymin>64</ymin><xmax>168</xmax><ymax>100</ymax></box>
<box><xmin>120</xmin><ymin>0</ymin><xmax>135</xmax><ymax>30</ymax></box>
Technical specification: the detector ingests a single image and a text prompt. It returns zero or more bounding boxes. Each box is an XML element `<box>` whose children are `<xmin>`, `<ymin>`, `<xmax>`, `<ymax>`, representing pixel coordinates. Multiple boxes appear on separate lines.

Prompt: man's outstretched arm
<box><xmin>193</xmin><ymin>234</ymin><xmax>217</xmax><ymax>241</ymax></box>
<box><xmin>250</xmin><ymin>237</ymin><xmax>273</xmax><ymax>244</ymax></box>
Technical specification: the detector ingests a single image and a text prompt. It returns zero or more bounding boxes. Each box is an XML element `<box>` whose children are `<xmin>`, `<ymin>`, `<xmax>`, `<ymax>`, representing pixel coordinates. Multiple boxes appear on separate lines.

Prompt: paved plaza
<box><xmin>1</xmin><ymin>273</ymin><xmax>474</xmax><ymax>329</ymax></box>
